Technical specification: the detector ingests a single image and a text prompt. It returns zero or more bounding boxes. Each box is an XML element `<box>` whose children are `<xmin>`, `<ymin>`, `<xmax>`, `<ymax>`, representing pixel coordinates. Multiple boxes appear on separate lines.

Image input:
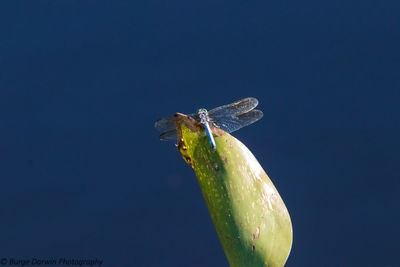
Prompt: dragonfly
<box><xmin>154</xmin><ymin>97</ymin><xmax>263</xmax><ymax>150</ymax></box>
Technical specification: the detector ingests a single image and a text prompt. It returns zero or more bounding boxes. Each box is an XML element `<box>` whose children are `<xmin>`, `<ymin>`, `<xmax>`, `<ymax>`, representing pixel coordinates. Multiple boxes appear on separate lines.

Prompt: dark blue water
<box><xmin>1</xmin><ymin>1</ymin><xmax>399</xmax><ymax>266</ymax></box>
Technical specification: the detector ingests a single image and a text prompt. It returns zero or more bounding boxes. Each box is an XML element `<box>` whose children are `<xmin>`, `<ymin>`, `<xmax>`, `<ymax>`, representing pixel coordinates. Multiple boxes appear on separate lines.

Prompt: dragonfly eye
<box><xmin>197</xmin><ymin>108</ymin><xmax>208</xmax><ymax>114</ymax></box>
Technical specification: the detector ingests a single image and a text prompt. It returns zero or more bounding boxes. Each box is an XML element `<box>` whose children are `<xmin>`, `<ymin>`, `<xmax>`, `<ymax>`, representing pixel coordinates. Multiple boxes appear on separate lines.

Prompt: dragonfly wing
<box><xmin>208</xmin><ymin>97</ymin><xmax>259</xmax><ymax>118</ymax></box>
<box><xmin>154</xmin><ymin>117</ymin><xmax>175</xmax><ymax>132</ymax></box>
<box><xmin>212</xmin><ymin>109</ymin><xmax>263</xmax><ymax>133</ymax></box>
<box><xmin>154</xmin><ymin>113</ymin><xmax>197</xmax><ymax>132</ymax></box>
<box><xmin>159</xmin><ymin>129</ymin><xmax>178</xmax><ymax>141</ymax></box>
<box><xmin>155</xmin><ymin>113</ymin><xmax>197</xmax><ymax>141</ymax></box>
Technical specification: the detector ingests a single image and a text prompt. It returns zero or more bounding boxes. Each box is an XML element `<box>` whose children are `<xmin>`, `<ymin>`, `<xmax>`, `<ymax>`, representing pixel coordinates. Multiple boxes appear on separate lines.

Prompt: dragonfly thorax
<box><xmin>197</xmin><ymin>108</ymin><xmax>209</xmax><ymax>124</ymax></box>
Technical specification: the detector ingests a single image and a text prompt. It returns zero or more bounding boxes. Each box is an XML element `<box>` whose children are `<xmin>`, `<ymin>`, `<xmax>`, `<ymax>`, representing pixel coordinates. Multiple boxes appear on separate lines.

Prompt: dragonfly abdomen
<box><xmin>204</xmin><ymin>122</ymin><xmax>216</xmax><ymax>150</ymax></box>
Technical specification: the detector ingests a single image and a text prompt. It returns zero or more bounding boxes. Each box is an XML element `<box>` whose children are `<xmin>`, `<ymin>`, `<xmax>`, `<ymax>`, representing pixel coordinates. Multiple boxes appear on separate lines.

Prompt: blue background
<box><xmin>1</xmin><ymin>1</ymin><xmax>399</xmax><ymax>266</ymax></box>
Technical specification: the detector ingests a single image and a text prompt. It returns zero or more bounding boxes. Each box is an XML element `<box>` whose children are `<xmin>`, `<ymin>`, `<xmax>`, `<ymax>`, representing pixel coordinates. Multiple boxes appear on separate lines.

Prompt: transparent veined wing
<box><xmin>159</xmin><ymin>129</ymin><xmax>178</xmax><ymax>141</ymax></box>
<box><xmin>212</xmin><ymin>109</ymin><xmax>263</xmax><ymax>133</ymax></box>
<box><xmin>154</xmin><ymin>113</ymin><xmax>197</xmax><ymax>133</ymax></box>
<box><xmin>208</xmin><ymin>97</ymin><xmax>258</xmax><ymax>118</ymax></box>
<box><xmin>154</xmin><ymin>117</ymin><xmax>176</xmax><ymax>133</ymax></box>
<box><xmin>155</xmin><ymin>113</ymin><xmax>198</xmax><ymax>141</ymax></box>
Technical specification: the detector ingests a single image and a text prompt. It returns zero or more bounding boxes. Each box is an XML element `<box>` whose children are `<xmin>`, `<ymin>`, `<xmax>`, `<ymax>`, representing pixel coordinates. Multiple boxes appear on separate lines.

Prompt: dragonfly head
<box><xmin>197</xmin><ymin>108</ymin><xmax>208</xmax><ymax>115</ymax></box>
<box><xmin>197</xmin><ymin>108</ymin><xmax>209</xmax><ymax>124</ymax></box>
